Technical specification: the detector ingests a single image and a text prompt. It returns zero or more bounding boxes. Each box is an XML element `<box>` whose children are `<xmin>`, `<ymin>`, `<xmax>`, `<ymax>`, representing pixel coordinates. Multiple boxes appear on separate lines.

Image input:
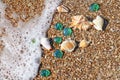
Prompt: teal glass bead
<box><xmin>63</xmin><ymin>27</ymin><xmax>73</xmax><ymax>36</ymax></box>
<box><xmin>40</xmin><ymin>69</ymin><xmax>51</xmax><ymax>77</ymax></box>
<box><xmin>89</xmin><ymin>3</ymin><xmax>100</xmax><ymax>12</ymax></box>
<box><xmin>54</xmin><ymin>22</ymin><xmax>64</xmax><ymax>30</ymax></box>
<box><xmin>54</xmin><ymin>50</ymin><xmax>63</xmax><ymax>58</ymax></box>
<box><xmin>54</xmin><ymin>37</ymin><xmax>62</xmax><ymax>44</ymax></box>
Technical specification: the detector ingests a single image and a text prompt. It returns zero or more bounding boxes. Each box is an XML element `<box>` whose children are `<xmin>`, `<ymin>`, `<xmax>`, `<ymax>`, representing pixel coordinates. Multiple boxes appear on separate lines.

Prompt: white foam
<box><xmin>0</xmin><ymin>0</ymin><xmax>62</xmax><ymax>80</ymax></box>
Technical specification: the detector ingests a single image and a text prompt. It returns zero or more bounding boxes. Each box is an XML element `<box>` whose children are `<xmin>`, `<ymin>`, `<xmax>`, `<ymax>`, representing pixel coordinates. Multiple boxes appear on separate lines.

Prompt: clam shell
<box><xmin>79</xmin><ymin>40</ymin><xmax>90</xmax><ymax>48</ymax></box>
<box><xmin>60</xmin><ymin>39</ymin><xmax>76</xmax><ymax>52</ymax></box>
<box><xmin>40</xmin><ymin>37</ymin><xmax>52</xmax><ymax>50</ymax></box>
<box><xmin>93</xmin><ymin>16</ymin><xmax>104</xmax><ymax>30</ymax></box>
<box><xmin>57</xmin><ymin>5</ymin><xmax>70</xmax><ymax>13</ymax></box>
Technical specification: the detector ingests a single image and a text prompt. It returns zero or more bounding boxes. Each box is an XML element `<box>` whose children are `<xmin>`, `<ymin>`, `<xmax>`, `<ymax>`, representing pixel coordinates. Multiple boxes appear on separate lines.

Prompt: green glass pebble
<box><xmin>89</xmin><ymin>3</ymin><xmax>100</xmax><ymax>12</ymax></box>
<box><xmin>63</xmin><ymin>27</ymin><xmax>73</xmax><ymax>36</ymax></box>
<box><xmin>54</xmin><ymin>49</ymin><xmax>63</xmax><ymax>58</ymax></box>
<box><xmin>54</xmin><ymin>22</ymin><xmax>63</xmax><ymax>30</ymax></box>
<box><xmin>40</xmin><ymin>69</ymin><xmax>51</xmax><ymax>77</ymax></box>
<box><xmin>54</xmin><ymin>37</ymin><xmax>62</xmax><ymax>44</ymax></box>
<box><xmin>32</xmin><ymin>39</ymin><xmax>36</xmax><ymax>43</ymax></box>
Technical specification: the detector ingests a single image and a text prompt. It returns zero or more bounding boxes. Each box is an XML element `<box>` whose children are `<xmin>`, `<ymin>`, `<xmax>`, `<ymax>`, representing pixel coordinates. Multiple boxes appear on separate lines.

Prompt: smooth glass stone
<box><xmin>63</xmin><ymin>27</ymin><xmax>73</xmax><ymax>36</ymax></box>
<box><xmin>54</xmin><ymin>49</ymin><xmax>63</xmax><ymax>58</ymax></box>
<box><xmin>54</xmin><ymin>22</ymin><xmax>63</xmax><ymax>30</ymax></box>
<box><xmin>40</xmin><ymin>69</ymin><xmax>51</xmax><ymax>77</ymax></box>
<box><xmin>54</xmin><ymin>37</ymin><xmax>62</xmax><ymax>44</ymax></box>
<box><xmin>32</xmin><ymin>39</ymin><xmax>36</xmax><ymax>43</ymax></box>
<box><xmin>89</xmin><ymin>3</ymin><xmax>100</xmax><ymax>12</ymax></box>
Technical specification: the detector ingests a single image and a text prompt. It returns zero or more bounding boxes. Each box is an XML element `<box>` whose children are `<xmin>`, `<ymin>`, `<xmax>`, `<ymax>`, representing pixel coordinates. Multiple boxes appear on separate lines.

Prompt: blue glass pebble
<box><xmin>40</xmin><ymin>69</ymin><xmax>51</xmax><ymax>77</ymax></box>
<box><xmin>63</xmin><ymin>27</ymin><xmax>73</xmax><ymax>36</ymax></box>
<box><xmin>54</xmin><ymin>22</ymin><xmax>64</xmax><ymax>30</ymax></box>
<box><xmin>54</xmin><ymin>49</ymin><xmax>63</xmax><ymax>58</ymax></box>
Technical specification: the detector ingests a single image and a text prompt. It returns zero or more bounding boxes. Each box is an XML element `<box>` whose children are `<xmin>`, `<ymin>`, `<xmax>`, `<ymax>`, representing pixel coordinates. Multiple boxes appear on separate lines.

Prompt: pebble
<box><xmin>40</xmin><ymin>69</ymin><xmax>51</xmax><ymax>77</ymax></box>
<box><xmin>63</xmin><ymin>27</ymin><xmax>73</xmax><ymax>36</ymax></box>
<box><xmin>53</xmin><ymin>49</ymin><xmax>64</xmax><ymax>58</ymax></box>
<box><xmin>54</xmin><ymin>22</ymin><xmax>64</xmax><ymax>30</ymax></box>
<box><xmin>89</xmin><ymin>3</ymin><xmax>100</xmax><ymax>12</ymax></box>
<box><xmin>54</xmin><ymin>37</ymin><xmax>62</xmax><ymax>44</ymax></box>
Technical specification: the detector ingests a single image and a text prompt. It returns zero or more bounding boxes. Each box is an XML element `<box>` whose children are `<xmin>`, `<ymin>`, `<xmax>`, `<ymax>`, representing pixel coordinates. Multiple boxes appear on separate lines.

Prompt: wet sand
<box><xmin>35</xmin><ymin>0</ymin><xmax>120</xmax><ymax>80</ymax></box>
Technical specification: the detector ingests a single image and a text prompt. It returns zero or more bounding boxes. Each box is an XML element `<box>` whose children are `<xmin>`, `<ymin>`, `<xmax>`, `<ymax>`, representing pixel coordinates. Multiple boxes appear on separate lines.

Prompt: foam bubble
<box><xmin>0</xmin><ymin>0</ymin><xmax>62</xmax><ymax>80</ymax></box>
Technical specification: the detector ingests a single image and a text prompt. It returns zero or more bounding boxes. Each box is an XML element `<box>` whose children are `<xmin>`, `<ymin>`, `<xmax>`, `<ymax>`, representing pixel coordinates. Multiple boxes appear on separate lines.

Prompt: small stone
<box><xmin>63</xmin><ymin>27</ymin><xmax>73</xmax><ymax>36</ymax></box>
<box><xmin>54</xmin><ymin>37</ymin><xmax>62</xmax><ymax>44</ymax></box>
<box><xmin>54</xmin><ymin>49</ymin><xmax>63</xmax><ymax>58</ymax></box>
<box><xmin>89</xmin><ymin>3</ymin><xmax>100</xmax><ymax>12</ymax></box>
<box><xmin>40</xmin><ymin>69</ymin><xmax>51</xmax><ymax>77</ymax></box>
<box><xmin>54</xmin><ymin>22</ymin><xmax>63</xmax><ymax>30</ymax></box>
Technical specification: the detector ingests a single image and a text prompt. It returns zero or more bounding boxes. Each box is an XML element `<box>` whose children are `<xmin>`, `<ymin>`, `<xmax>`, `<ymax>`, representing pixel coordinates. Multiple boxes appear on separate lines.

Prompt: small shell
<box><xmin>57</xmin><ymin>5</ymin><xmax>70</xmax><ymax>13</ymax></box>
<box><xmin>93</xmin><ymin>16</ymin><xmax>104</xmax><ymax>30</ymax></box>
<box><xmin>70</xmin><ymin>15</ymin><xmax>86</xmax><ymax>27</ymax></box>
<box><xmin>70</xmin><ymin>15</ymin><xmax>93</xmax><ymax>31</ymax></box>
<box><xmin>40</xmin><ymin>37</ymin><xmax>52</xmax><ymax>50</ymax></box>
<box><xmin>81</xmin><ymin>22</ymin><xmax>94</xmax><ymax>31</ymax></box>
<box><xmin>60</xmin><ymin>39</ymin><xmax>76</xmax><ymax>52</ymax></box>
<box><xmin>79</xmin><ymin>40</ymin><xmax>90</xmax><ymax>48</ymax></box>
<box><xmin>76</xmin><ymin>21</ymin><xmax>94</xmax><ymax>31</ymax></box>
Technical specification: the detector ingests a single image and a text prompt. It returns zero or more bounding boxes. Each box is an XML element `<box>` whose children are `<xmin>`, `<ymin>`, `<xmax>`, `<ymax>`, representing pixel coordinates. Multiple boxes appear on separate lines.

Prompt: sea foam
<box><xmin>0</xmin><ymin>0</ymin><xmax>62</xmax><ymax>80</ymax></box>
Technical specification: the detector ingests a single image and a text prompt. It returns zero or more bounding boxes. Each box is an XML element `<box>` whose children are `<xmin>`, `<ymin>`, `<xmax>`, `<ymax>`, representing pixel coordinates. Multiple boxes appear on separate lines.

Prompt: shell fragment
<box><xmin>93</xmin><ymin>15</ymin><xmax>104</xmax><ymax>31</ymax></box>
<box><xmin>57</xmin><ymin>5</ymin><xmax>70</xmax><ymax>13</ymax></box>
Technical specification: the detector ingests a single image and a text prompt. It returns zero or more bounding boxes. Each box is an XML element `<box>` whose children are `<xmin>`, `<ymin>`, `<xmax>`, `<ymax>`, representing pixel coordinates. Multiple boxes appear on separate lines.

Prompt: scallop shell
<box><xmin>70</xmin><ymin>15</ymin><xmax>93</xmax><ymax>31</ymax></box>
<box><xmin>76</xmin><ymin>21</ymin><xmax>94</xmax><ymax>31</ymax></box>
<box><xmin>79</xmin><ymin>40</ymin><xmax>90</xmax><ymax>48</ymax></box>
<box><xmin>60</xmin><ymin>39</ymin><xmax>76</xmax><ymax>52</ymax></box>
<box><xmin>57</xmin><ymin>5</ymin><xmax>70</xmax><ymax>13</ymax></box>
<box><xmin>93</xmin><ymin>16</ymin><xmax>104</xmax><ymax>30</ymax></box>
<box><xmin>40</xmin><ymin>37</ymin><xmax>52</xmax><ymax>50</ymax></box>
<box><xmin>70</xmin><ymin>15</ymin><xmax>86</xmax><ymax>27</ymax></box>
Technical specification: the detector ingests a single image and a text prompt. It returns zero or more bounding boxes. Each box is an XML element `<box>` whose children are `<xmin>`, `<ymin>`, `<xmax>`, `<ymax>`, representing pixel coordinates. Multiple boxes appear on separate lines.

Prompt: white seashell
<box><xmin>40</xmin><ymin>37</ymin><xmax>52</xmax><ymax>50</ymax></box>
<box><xmin>93</xmin><ymin>16</ymin><xmax>104</xmax><ymax>31</ymax></box>
<box><xmin>57</xmin><ymin>5</ymin><xmax>70</xmax><ymax>13</ymax></box>
<box><xmin>60</xmin><ymin>39</ymin><xmax>76</xmax><ymax>52</ymax></box>
<box><xmin>79</xmin><ymin>40</ymin><xmax>90</xmax><ymax>48</ymax></box>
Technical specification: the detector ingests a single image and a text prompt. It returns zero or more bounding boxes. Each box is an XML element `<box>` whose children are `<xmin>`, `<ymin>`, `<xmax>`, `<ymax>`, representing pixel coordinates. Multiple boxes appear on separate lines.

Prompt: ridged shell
<box><xmin>60</xmin><ymin>39</ymin><xmax>76</xmax><ymax>52</ymax></box>
<box><xmin>70</xmin><ymin>15</ymin><xmax>93</xmax><ymax>31</ymax></box>
<box><xmin>70</xmin><ymin>15</ymin><xmax>86</xmax><ymax>27</ymax></box>
<box><xmin>93</xmin><ymin>16</ymin><xmax>104</xmax><ymax>30</ymax></box>
<box><xmin>57</xmin><ymin>5</ymin><xmax>70</xmax><ymax>13</ymax></box>
<box><xmin>76</xmin><ymin>21</ymin><xmax>93</xmax><ymax>31</ymax></box>
<box><xmin>79</xmin><ymin>40</ymin><xmax>90</xmax><ymax>48</ymax></box>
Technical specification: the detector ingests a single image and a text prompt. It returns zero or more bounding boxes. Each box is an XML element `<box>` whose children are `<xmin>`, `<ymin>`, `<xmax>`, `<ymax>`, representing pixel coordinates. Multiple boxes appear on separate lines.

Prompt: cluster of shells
<box><xmin>55</xmin><ymin>5</ymin><xmax>105</xmax><ymax>52</ymax></box>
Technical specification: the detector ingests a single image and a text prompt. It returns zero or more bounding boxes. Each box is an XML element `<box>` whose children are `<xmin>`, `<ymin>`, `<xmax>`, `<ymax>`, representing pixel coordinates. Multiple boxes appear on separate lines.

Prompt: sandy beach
<box><xmin>0</xmin><ymin>0</ymin><xmax>120</xmax><ymax>80</ymax></box>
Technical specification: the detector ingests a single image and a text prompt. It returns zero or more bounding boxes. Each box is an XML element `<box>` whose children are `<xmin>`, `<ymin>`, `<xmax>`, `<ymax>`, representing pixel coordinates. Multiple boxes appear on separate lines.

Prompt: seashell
<box><xmin>70</xmin><ymin>15</ymin><xmax>86</xmax><ymax>27</ymax></box>
<box><xmin>81</xmin><ymin>22</ymin><xmax>94</xmax><ymax>31</ymax></box>
<box><xmin>60</xmin><ymin>39</ymin><xmax>76</xmax><ymax>52</ymax></box>
<box><xmin>70</xmin><ymin>15</ymin><xmax>93</xmax><ymax>31</ymax></box>
<box><xmin>57</xmin><ymin>5</ymin><xmax>70</xmax><ymax>13</ymax></box>
<box><xmin>76</xmin><ymin>21</ymin><xmax>94</xmax><ymax>31</ymax></box>
<box><xmin>79</xmin><ymin>40</ymin><xmax>90</xmax><ymax>48</ymax></box>
<box><xmin>40</xmin><ymin>37</ymin><xmax>52</xmax><ymax>50</ymax></box>
<box><xmin>93</xmin><ymin>15</ymin><xmax>104</xmax><ymax>30</ymax></box>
